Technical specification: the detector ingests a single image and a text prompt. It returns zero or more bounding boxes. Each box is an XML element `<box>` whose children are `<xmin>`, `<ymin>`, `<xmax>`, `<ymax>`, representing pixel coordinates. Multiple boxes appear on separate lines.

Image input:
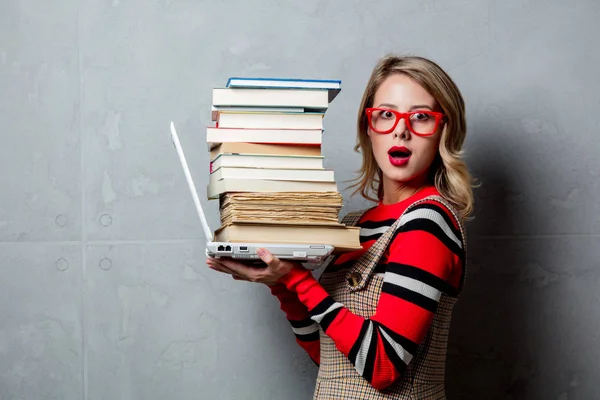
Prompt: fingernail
<box><xmin>257</xmin><ymin>249</ymin><xmax>265</xmax><ymax>256</ymax></box>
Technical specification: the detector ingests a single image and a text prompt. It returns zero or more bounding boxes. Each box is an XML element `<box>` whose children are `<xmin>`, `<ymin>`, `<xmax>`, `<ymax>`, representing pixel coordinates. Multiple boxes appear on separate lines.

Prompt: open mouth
<box><xmin>388</xmin><ymin>146</ymin><xmax>412</xmax><ymax>159</ymax></box>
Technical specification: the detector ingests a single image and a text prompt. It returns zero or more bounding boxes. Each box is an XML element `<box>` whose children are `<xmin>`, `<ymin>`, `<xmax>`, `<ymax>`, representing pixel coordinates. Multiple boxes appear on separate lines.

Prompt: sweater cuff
<box><xmin>269</xmin><ymin>283</ymin><xmax>289</xmax><ymax>297</ymax></box>
<box><xmin>277</xmin><ymin>264</ymin><xmax>312</xmax><ymax>288</ymax></box>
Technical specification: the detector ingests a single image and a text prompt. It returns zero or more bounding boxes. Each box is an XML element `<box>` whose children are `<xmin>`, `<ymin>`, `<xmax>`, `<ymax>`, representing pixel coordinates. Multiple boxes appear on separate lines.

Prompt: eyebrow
<box><xmin>375</xmin><ymin>103</ymin><xmax>435</xmax><ymax>111</ymax></box>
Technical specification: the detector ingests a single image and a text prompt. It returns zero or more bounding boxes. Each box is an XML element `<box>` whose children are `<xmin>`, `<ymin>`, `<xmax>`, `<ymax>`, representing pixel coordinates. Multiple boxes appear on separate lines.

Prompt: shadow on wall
<box><xmin>445</xmin><ymin>117</ymin><xmax>549</xmax><ymax>399</ymax></box>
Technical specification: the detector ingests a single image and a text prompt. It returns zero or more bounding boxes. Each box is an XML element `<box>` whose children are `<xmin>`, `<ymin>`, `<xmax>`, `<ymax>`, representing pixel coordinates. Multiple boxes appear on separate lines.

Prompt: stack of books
<box><xmin>205</xmin><ymin>77</ymin><xmax>361</xmax><ymax>253</ymax></box>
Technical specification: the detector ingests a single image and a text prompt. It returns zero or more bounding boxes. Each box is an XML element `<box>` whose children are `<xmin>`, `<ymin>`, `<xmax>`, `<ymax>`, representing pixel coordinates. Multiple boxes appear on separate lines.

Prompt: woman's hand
<box><xmin>206</xmin><ymin>248</ymin><xmax>300</xmax><ymax>286</ymax></box>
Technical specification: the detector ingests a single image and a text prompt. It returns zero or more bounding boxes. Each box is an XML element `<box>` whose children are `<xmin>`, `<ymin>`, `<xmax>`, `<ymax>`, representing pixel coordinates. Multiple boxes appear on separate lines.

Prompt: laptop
<box><xmin>169</xmin><ymin>121</ymin><xmax>335</xmax><ymax>267</ymax></box>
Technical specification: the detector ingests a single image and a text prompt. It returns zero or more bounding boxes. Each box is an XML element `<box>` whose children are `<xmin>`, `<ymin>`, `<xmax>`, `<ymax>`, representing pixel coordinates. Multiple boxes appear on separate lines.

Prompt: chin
<box><xmin>381</xmin><ymin>164</ymin><xmax>430</xmax><ymax>186</ymax></box>
<box><xmin>382</xmin><ymin>168</ymin><xmax>416</xmax><ymax>183</ymax></box>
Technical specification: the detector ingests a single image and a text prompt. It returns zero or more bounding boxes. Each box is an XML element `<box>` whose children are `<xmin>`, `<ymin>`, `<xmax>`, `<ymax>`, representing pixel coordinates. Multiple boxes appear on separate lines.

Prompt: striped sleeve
<box><xmin>277</xmin><ymin>202</ymin><xmax>463</xmax><ymax>390</ymax></box>
<box><xmin>269</xmin><ymin>283</ymin><xmax>320</xmax><ymax>365</ymax></box>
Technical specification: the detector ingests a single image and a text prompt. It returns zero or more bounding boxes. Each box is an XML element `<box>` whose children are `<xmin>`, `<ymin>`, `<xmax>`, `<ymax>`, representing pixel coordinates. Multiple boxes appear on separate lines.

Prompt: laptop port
<box><xmin>239</xmin><ymin>246</ymin><xmax>249</xmax><ymax>252</ymax></box>
<box><xmin>217</xmin><ymin>245</ymin><xmax>232</xmax><ymax>253</ymax></box>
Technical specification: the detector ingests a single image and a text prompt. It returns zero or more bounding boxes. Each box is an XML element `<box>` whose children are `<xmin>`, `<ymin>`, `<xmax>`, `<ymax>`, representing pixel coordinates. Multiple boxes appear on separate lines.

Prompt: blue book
<box><xmin>226</xmin><ymin>77</ymin><xmax>342</xmax><ymax>102</ymax></box>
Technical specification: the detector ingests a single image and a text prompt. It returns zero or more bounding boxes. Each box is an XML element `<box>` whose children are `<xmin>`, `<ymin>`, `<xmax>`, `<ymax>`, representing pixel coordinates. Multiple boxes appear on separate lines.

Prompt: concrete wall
<box><xmin>1</xmin><ymin>1</ymin><xmax>597</xmax><ymax>399</ymax></box>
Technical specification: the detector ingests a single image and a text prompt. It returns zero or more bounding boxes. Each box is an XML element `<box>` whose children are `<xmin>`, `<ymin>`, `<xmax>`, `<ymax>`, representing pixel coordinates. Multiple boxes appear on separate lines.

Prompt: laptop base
<box><xmin>206</xmin><ymin>242</ymin><xmax>334</xmax><ymax>266</ymax></box>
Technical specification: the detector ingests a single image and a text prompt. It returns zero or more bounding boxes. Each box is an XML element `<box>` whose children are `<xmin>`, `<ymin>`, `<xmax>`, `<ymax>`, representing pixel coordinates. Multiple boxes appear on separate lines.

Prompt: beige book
<box><xmin>207</xmin><ymin>179</ymin><xmax>338</xmax><ymax>199</ymax></box>
<box><xmin>220</xmin><ymin>204</ymin><xmax>342</xmax><ymax>226</ymax></box>
<box><xmin>214</xmin><ymin>224</ymin><xmax>362</xmax><ymax>253</ymax></box>
<box><xmin>220</xmin><ymin>191</ymin><xmax>342</xmax><ymax>206</ymax></box>
<box><xmin>221</xmin><ymin>215</ymin><xmax>344</xmax><ymax>227</ymax></box>
<box><xmin>210</xmin><ymin>142</ymin><xmax>322</xmax><ymax>159</ymax></box>
<box><xmin>221</xmin><ymin>204</ymin><xmax>341</xmax><ymax>214</ymax></box>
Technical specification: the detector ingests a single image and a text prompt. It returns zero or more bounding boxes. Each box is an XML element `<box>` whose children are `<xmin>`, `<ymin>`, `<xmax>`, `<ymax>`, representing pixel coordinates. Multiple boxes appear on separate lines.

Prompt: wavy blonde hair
<box><xmin>348</xmin><ymin>54</ymin><xmax>475</xmax><ymax>220</ymax></box>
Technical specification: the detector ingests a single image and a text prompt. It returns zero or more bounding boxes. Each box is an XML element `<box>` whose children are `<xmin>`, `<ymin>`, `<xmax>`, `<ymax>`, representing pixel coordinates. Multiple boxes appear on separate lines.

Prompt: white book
<box><xmin>207</xmin><ymin>178</ymin><xmax>338</xmax><ymax>199</ymax></box>
<box><xmin>210</xmin><ymin>166</ymin><xmax>335</xmax><ymax>182</ymax></box>
<box><xmin>217</xmin><ymin>111</ymin><xmax>323</xmax><ymax>130</ymax></box>
<box><xmin>210</xmin><ymin>154</ymin><xmax>324</xmax><ymax>171</ymax></box>
<box><xmin>226</xmin><ymin>77</ymin><xmax>341</xmax><ymax>90</ymax></box>
<box><xmin>206</xmin><ymin>127</ymin><xmax>322</xmax><ymax>146</ymax></box>
<box><xmin>211</xmin><ymin>106</ymin><xmax>304</xmax><ymax>121</ymax></box>
<box><xmin>225</xmin><ymin>77</ymin><xmax>342</xmax><ymax>103</ymax></box>
<box><xmin>212</xmin><ymin>88</ymin><xmax>329</xmax><ymax>109</ymax></box>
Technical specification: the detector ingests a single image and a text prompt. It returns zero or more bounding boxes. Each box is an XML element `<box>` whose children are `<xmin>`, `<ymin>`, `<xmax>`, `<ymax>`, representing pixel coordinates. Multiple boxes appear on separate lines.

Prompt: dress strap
<box><xmin>340</xmin><ymin>209</ymin><xmax>368</xmax><ymax>227</ymax></box>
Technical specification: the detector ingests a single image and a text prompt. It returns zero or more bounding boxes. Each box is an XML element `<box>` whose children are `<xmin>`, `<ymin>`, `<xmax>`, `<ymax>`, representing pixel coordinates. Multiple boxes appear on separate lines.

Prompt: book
<box><xmin>220</xmin><ymin>205</ymin><xmax>343</xmax><ymax>226</ymax></box>
<box><xmin>213</xmin><ymin>223</ymin><xmax>362</xmax><ymax>253</ymax></box>
<box><xmin>227</xmin><ymin>77</ymin><xmax>341</xmax><ymax>90</ymax></box>
<box><xmin>219</xmin><ymin>192</ymin><xmax>343</xmax><ymax>206</ymax></box>
<box><xmin>205</xmin><ymin>75</ymin><xmax>360</xmax><ymax>253</ymax></box>
<box><xmin>206</xmin><ymin>127</ymin><xmax>323</xmax><ymax>147</ymax></box>
<box><xmin>207</xmin><ymin>179</ymin><xmax>338</xmax><ymax>199</ymax></box>
<box><xmin>211</xmin><ymin>106</ymin><xmax>304</xmax><ymax>121</ymax></box>
<box><xmin>216</xmin><ymin>111</ymin><xmax>324</xmax><ymax>130</ymax></box>
<box><xmin>209</xmin><ymin>166</ymin><xmax>335</xmax><ymax>183</ymax></box>
<box><xmin>212</xmin><ymin>88</ymin><xmax>329</xmax><ymax>109</ymax></box>
<box><xmin>210</xmin><ymin>153</ymin><xmax>324</xmax><ymax>171</ymax></box>
<box><xmin>209</xmin><ymin>142</ymin><xmax>322</xmax><ymax>159</ymax></box>
<box><xmin>219</xmin><ymin>192</ymin><xmax>343</xmax><ymax>226</ymax></box>
<box><xmin>226</xmin><ymin>77</ymin><xmax>342</xmax><ymax>102</ymax></box>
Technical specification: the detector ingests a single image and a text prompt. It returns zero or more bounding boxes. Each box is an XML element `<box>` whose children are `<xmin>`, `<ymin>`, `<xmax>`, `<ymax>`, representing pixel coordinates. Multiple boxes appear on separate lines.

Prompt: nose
<box><xmin>393</xmin><ymin>116</ymin><xmax>410</xmax><ymax>139</ymax></box>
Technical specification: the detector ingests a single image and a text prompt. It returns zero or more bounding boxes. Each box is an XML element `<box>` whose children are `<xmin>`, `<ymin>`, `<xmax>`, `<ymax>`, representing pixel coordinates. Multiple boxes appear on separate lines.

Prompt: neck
<box><xmin>381</xmin><ymin>172</ymin><xmax>429</xmax><ymax>205</ymax></box>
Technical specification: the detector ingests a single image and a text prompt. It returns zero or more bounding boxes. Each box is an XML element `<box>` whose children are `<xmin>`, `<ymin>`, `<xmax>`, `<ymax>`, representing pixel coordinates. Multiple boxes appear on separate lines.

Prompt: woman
<box><xmin>207</xmin><ymin>54</ymin><xmax>474</xmax><ymax>399</ymax></box>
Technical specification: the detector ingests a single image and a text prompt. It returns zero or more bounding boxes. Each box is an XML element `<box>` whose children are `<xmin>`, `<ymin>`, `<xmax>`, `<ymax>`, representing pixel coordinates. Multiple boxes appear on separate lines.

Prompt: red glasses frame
<box><xmin>365</xmin><ymin>107</ymin><xmax>446</xmax><ymax>136</ymax></box>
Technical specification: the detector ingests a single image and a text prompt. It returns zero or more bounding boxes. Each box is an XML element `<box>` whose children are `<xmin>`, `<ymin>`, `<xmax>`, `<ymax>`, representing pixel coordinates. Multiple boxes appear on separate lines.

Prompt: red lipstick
<box><xmin>388</xmin><ymin>146</ymin><xmax>411</xmax><ymax>166</ymax></box>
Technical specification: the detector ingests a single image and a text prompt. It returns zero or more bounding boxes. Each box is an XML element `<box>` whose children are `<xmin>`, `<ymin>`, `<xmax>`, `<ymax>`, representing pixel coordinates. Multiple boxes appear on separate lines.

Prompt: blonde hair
<box><xmin>348</xmin><ymin>54</ymin><xmax>475</xmax><ymax>220</ymax></box>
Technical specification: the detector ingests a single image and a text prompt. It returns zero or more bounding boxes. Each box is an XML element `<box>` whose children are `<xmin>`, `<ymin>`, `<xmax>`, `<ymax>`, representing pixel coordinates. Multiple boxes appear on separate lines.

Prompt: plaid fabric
<box><xmin>313</xmin><ymin>196</ymin><xmax>467</xmax><ymax>399</ymax></box>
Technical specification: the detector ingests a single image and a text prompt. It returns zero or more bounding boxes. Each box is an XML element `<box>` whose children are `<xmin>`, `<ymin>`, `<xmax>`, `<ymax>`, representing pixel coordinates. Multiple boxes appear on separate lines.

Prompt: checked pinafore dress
<box><xmin>313</xmin><ymin>195</ymin><xmax>467</xmax><ymax>400</ymax></box>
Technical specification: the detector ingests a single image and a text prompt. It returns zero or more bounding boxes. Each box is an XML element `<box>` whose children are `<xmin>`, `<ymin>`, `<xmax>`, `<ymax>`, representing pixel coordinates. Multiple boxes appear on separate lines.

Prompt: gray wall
<box><xmin>0</xmin><ymin>1</ymin><xmax>598</xmax><ymax>399</ymax></box>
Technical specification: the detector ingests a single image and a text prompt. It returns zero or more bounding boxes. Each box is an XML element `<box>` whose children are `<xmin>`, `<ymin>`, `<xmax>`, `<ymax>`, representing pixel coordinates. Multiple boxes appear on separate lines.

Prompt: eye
<box><xmin>381</xmin><ymin>110</ymin><xmax>395</xmax><ymax>119</ymax></box>
<box><xmin>411</xmin><ymin>112</ymin><xmax>431</xmax><ymax>121</ymax></box>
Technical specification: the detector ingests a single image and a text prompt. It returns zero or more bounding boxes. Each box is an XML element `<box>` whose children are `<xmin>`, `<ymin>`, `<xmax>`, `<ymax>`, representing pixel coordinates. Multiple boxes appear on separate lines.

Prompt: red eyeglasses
<box><xmin>365</xmin><ymin>108</ymin><xmax>446</xmax><ymax>136</ymax></box>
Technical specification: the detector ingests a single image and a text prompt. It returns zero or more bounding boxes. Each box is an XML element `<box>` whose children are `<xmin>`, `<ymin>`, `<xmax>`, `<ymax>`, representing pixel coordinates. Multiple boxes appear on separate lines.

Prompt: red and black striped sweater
<box><xmin>270</xmin><ymin>186</ymin><xmax>465</xmax><ymax>391</ymax></box>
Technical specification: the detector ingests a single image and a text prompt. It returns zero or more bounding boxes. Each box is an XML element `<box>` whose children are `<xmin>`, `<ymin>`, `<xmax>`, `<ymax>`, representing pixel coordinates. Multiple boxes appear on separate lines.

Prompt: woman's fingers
<box><xmin>207</xmin><ymin>258</ymin><xmax>237</xmax><ymax>275</ymax></box>
<box><xmin>206</xmin><ymin>251</ymin><xmax>294</xmax><ymax>286</ymax></box>
<box><xmin>216</xmin><ymin>257</ymin><xmax>261</xmax><ymax>278</ymax></box>
<box><xmin>207</xmin><ymin>257</ymin><xmax>260</xmax><ymax>281</ymax></box>
<box><xmin>256</xmin><ymin>248</ymin><xmax>280</xmax><ymax>268</ymax></box>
